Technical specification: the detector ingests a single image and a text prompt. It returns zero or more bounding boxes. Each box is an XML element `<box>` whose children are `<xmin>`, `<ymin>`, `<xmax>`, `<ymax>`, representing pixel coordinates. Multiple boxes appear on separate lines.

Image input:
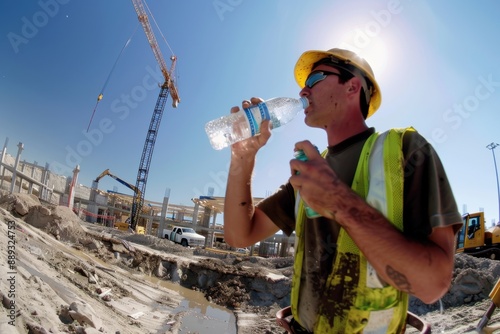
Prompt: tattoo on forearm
<box><xmin>386</xmin><ymin>265</ymin><xmax>414</xmax><ymax>294</ymax></box>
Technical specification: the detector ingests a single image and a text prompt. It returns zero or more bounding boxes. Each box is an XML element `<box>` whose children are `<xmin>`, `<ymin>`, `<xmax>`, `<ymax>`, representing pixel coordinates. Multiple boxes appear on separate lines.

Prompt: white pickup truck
<box><xmin>163</xmin><ymin>226</ymin><xmax>205</xmax><ymax>247</ymax></box>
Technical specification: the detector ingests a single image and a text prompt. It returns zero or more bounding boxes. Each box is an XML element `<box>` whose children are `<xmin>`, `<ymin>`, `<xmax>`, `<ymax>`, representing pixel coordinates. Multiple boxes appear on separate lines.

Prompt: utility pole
<box><xmin>486</xmin><ymin>142</ymin><xmax>500</xmax><ymax>223</ymax></box>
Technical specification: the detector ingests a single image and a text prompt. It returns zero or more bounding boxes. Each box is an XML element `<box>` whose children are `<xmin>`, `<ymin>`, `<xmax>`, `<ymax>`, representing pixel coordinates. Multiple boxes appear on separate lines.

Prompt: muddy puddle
<box><xmin>79</xmin><ymin>246</ymin><xmax>238</xmax><ymax>333</ymax></box>
<box><xmin>145</xmin><ymin>275</ymin><xmax>237</xmax><ymax>333</ymax></box>
<box><xmin>21</xmin><ymin>242</ymin><xmax>237</xmax><ymax>333</ymax></box>
<box><xmin>19</xmin><ymin>258</ymin><xmax>237</xmax><ymax>333</ymax></box>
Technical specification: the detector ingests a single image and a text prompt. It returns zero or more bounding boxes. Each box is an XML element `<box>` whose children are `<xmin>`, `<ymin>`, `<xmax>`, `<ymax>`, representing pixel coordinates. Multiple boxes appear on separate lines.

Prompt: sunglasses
<box><xmin>305</xmin><ymin>70</ymin><xmax>341</xmax><ymax>88</ymax></box>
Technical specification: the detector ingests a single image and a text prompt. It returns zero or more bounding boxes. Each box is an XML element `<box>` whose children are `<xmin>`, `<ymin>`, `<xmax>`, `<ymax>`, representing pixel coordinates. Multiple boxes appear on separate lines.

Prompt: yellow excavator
<box><xmin>94</xmin><ymin>169</ymin><xmax>145</xmax><ymax>234</ymax></box>
<box><xmin>456</xmin><ymin>212</ymin><xmax>500</xmax><ymax>260</ymax></box>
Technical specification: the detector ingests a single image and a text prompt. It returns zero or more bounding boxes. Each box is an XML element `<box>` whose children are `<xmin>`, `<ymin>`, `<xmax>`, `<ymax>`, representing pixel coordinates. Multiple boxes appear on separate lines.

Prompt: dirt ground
<box><xmin>0</xmin><ymin>192</ymin><xmax>499</xmax><ymax>334</ymax></box>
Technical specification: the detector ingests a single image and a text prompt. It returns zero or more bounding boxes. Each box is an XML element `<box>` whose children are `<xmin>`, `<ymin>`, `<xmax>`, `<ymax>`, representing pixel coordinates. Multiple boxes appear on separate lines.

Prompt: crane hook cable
<box><xmin>143</xmin><ymin>0</ymin><xmax>179</xmax><ymax>87</ymax></box>
<box><xmin>86</xmin><ymin>23</ymin><xmax>139</xmax><ymax>132</ymax></box>
<box><xmin>143</xmin><ymin>0</ymin><xmax>174</xmax><ymax>56</ymax></box>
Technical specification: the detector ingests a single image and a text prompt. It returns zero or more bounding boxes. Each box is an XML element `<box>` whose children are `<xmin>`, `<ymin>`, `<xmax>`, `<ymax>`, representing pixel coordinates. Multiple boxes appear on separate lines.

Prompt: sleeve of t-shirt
<box><xmin>403</xmin><ymin>130</ymin><xmax>463</xmax><ymax>240</ymax></box>
<box><xmin>256</xmin><ymin>182</ymin><xmax>297</xmax><ymax>236</ymax></box>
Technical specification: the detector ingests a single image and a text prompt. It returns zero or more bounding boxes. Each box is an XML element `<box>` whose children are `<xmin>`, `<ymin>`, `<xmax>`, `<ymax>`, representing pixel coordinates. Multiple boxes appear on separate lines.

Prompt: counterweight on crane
<box><xmin>129</xmin><ymin>0</ymin><xmax>180</xmax><ymax>231</ymax></box>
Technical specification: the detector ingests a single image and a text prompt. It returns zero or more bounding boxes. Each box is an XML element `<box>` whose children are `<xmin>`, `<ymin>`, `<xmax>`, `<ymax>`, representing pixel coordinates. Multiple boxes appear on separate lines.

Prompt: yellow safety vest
<box><xmin>292</xmin><ymin>128</ymin><xmax>414</xmax><ymax>333</ymax></box>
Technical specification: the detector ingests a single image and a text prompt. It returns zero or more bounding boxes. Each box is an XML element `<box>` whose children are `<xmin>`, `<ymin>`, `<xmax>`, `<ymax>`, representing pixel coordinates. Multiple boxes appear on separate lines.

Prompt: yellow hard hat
<box><xmin>294</xmin><ymin>48</ymin><xmax>381</xmax><ymax>118</ymax></box>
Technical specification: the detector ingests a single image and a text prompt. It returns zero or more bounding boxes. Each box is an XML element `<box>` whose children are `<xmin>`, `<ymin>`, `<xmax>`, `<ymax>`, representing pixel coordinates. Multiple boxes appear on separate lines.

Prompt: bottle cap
<box><xmin>294</xmin><ymin>149</ymin><xmax>307</xmax><ymax>161</ymax></box>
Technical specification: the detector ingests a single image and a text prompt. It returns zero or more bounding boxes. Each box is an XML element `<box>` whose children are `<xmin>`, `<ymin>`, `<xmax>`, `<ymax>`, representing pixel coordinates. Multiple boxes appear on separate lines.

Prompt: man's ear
<box><xmin>347</xmin><ymin>77</ymin><xmax>362</xmax><ymax>95</ymax></box>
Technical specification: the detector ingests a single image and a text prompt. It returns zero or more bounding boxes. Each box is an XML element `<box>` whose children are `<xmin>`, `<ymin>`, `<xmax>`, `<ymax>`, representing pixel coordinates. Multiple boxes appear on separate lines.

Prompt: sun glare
<box><xmin>338</xmin><ymin>35</ymin><xmax>389</xmax><ymax>80</ymax></box>
<box><xmin>356</xmin><ymin>39</ymin><xmax>388</xmax><ymax>78</ymax></box>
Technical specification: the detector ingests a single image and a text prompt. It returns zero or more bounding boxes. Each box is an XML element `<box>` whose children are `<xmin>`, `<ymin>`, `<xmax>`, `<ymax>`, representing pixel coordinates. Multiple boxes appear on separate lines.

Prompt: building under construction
<box><xmin>0</xmin><ymin>139</ymin><xmax>220</xmax><ymax>236</ymax></box>
<box><xmin>0</xmin><ymin>138</ymin><xmax>294</xmax><ymax>257</ymax></box>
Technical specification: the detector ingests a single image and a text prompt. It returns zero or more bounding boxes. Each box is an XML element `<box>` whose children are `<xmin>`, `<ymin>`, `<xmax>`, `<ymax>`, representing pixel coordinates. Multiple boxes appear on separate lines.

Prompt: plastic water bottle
<box><xmin>294</xmin><ymin>148</ymin><xmax>322</xmax><ymax>218</ymax></box>
<box><xmin>205</xmin><ymin>97</ymin><xmax>309</xmax><ymax>150</ymax></box>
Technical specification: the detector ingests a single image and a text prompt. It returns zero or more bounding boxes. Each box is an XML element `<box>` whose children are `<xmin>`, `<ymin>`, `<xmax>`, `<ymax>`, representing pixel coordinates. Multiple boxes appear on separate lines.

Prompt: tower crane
<box><xmin>129</xmin><ymin>0</ymin><xmax>180</xmax><ymax>231</ymax></box>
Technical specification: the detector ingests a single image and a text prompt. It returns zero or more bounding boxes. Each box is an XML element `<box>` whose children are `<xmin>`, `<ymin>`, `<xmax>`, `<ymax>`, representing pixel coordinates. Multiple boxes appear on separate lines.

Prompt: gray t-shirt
<box><xmin>257</xmin><ymin>128</ymin><xmax>462</xmax><ymax>331</ymax></box>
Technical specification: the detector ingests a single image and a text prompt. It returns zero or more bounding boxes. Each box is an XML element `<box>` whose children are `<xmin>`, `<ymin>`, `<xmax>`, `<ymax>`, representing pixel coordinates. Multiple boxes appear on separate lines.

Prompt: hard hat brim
<box><xmin>294</xmin><ymin>49</ymin><xmax>382</xmax><ymax>118</ymax></box>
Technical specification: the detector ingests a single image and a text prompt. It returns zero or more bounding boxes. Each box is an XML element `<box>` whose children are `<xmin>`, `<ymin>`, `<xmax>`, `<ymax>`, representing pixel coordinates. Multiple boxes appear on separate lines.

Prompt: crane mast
<box><xmin>129</xmin><ymin>0</ymin><xmax>180</xmax><ymax>231</ymax></box>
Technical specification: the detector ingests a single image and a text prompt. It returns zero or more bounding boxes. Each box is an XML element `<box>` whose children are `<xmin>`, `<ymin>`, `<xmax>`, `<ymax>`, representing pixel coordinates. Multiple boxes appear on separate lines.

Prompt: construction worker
<box><xmin>223</xmin><ymin>47</ymin><xmax>463</xmax><ymax>333</ymax></box>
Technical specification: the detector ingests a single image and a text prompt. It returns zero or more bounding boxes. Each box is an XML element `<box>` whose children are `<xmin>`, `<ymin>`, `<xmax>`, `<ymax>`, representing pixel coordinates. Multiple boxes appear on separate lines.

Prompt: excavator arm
<box><xmin>94</xmin><ymin>169</ymin><xmax>141</xmax><ymax>198</ymax></box>
<box><xmin>95</xmin><ymin>169</ymin><xmax>111</xmax><ymax>182</ymax></box>
<box><xmin>94</xmin><ymin>169</ymin><xmax>142</xmax><ymax>229</ymax></box>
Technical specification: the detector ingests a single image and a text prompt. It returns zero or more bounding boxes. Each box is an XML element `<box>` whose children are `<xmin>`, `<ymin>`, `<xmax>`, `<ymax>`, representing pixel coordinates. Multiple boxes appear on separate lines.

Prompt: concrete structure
<box><xmin>0</xmin><ymin>138</ymin><xmax>294</xmax><ymax>257</ymax></box>
<box><xmin>0</xmin><ymin>139</ymin><xmax>218</xmax><ymax>235</ymax></box>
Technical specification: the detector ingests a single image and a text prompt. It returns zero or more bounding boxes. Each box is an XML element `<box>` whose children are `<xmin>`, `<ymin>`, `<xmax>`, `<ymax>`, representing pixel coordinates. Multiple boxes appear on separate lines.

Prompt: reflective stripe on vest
<box><xmin>292</xmin><ymin>128</ymin><xmax>414</xmax><ymax>333</ymax></box>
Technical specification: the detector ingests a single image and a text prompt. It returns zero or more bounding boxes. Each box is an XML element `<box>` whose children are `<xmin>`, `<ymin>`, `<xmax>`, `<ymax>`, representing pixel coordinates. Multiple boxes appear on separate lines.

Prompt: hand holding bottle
<box><xmin>205</xmin><ymin>96</ymin><xmax>308</xmax><ymax>150</ymax></box>
<box><xmin>291</xmin><ymin>142</ymin><xmax>322</xmax><ymax>218</ymax></box>
<box><xmin>229</xmin><ymin>98</ymin><xmax>272</xmax><ymax>156</ymax></box>
<box><xmin>290</xmin><ymin>140</ymin><xmax>341</xmax><ymax>221</ymax></box>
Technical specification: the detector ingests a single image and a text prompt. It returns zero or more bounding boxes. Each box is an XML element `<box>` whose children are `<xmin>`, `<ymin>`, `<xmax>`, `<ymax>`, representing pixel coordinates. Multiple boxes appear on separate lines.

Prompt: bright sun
<box><xmin>301</xmin><ymin>11</ymin><xmax>397</xmax><ymax>88</ymax></box>
<box><xmin>337</xmin><ymin>33</ymin><xmax>390</xmax><ymax>80</ymax></box>
<box><xmin>356</xmin><ymin>39</ymin><xmax>388</xmax><ymax>77</ymax></box>
<box><xmin>328</xmin><ymin>23</ymin><xmax>394</xmax><ymax>79</ymax></box>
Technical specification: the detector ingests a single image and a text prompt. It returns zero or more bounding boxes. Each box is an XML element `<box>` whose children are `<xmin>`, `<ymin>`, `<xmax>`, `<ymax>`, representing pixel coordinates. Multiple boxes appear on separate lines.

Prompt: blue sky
<box><xmin>1</xmin><ymin>1</ymin><xmax>500</xmax><ymax>226</ymax></box>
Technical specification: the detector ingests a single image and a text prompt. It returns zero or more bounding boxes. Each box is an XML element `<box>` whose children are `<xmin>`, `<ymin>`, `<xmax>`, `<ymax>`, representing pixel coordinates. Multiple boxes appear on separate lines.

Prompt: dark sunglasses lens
<box><xmin>306</xmin><ymin>72</ymin><xmax>326</xmax><ymax>88</ymax></box>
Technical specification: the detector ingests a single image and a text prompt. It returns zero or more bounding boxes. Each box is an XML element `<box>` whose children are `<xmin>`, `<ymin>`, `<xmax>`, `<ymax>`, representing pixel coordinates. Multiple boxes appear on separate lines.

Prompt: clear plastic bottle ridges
<box><xmin>205</xmin><ymin>97</ymin><xmax>309</xmax><ymax>150</ymax></box>
<box><xmin>294</xmin><ymin>148</ymin><xmax>322</xmax><ymax>218</ymax></box>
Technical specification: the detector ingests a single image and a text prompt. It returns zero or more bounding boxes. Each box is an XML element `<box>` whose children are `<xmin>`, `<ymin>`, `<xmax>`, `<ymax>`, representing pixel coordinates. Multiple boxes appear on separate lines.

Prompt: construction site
<box><xmin>1</xmin><ymin>139</ymin><xmax>499</xmax><ymax>333</ymax></box>
<box><xmin>1</xmin><ymin>131</ymin><xmax>500</xmax><ymax>333</ymax></box>
<box><xmin>1</xmin><ymin>159</ymin><xmax>500</xmax><ymax>333</ymax></box>
<box><xmin>1</xmin><ymin>0</ymin><xmax>294</xmax><ymax>260</ymax></box>
<box><xmin>1</xmin><ymin>1</ymin><xmax>500</xmax><ymax>333</ymax></box>
<box><xmin>0</xmin><ymin>141</ymin><xmax>292</xmax><ymax>259</ymax></box>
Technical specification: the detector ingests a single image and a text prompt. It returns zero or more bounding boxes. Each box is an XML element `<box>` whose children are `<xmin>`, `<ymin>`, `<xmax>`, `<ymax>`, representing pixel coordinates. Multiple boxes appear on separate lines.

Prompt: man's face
<box><xmin>300</xmin><ymin>65</ymin><xmax>351</xmax><ymax>129</ymax></box>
